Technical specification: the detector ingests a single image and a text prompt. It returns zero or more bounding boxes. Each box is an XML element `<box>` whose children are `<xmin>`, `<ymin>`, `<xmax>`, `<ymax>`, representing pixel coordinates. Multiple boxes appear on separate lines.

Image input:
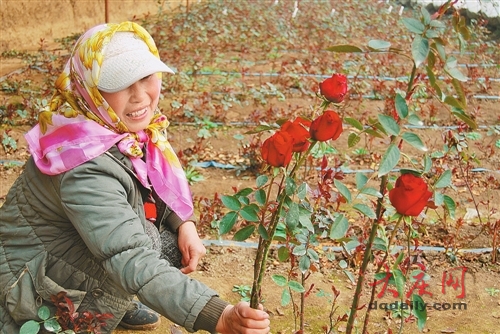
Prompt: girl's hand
<box><xmin>177</xmin><ymin>221</ymin><xmax>206</xmax><ymax>274</ymax></box>
<box><xmin>216</xmin><ymin>302</ymin><xmax>270</xmax><ymax>334</ymax></box>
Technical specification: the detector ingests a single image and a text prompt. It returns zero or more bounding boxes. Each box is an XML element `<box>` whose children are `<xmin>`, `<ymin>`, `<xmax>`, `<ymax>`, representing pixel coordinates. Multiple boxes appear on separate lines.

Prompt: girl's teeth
<box><xmin>129</xmin><ymin>108</ymin><xmax>146</xmax><ymax>117</ymax></box>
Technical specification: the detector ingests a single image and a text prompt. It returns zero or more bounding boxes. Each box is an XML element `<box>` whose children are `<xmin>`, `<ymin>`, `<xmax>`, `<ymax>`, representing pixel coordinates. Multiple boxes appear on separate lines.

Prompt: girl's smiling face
<box><xmin>100</xmin><ymin>74</ymin><xmax>161</xmax><ymax>133</ymax></box>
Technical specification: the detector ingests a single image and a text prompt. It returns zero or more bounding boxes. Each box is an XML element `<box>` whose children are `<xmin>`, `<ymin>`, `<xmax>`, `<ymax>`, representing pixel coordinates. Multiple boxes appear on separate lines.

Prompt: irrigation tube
<box><xmin>202</xmin><ymin>239</ymin><xmax>494</xmax><ymax>254</ymax></box>
<box><xmin>187</xmin><ymin>70</ymin><xmax>500</xmax><ymax>83</ymax></box>
<box><xmin>1</xmin><ymin>158</ymin><xmax>497</xmax><ymax>175</ymax></box>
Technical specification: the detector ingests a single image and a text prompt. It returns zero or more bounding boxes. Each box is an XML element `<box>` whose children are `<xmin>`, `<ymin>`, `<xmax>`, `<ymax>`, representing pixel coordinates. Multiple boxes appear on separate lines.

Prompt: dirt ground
<box><xmin>1</xmin><ymin>1</ymin><xmax>500</xmax><ymax>333</ymax></box>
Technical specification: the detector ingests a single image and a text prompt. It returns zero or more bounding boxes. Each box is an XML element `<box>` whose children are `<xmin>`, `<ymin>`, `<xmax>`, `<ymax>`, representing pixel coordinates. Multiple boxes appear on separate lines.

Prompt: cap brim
<box><xmin>98</xmin><ymin>51</ymin><xmax>175</xmax><ymax>93</ymax></box>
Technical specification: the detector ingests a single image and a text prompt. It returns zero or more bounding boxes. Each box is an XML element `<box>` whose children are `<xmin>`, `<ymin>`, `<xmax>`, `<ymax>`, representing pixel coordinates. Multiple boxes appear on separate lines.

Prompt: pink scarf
<box><xmin>25</xmin><ymin>22</ymin><xmax>194</xmax><ymax>221</ymax></box>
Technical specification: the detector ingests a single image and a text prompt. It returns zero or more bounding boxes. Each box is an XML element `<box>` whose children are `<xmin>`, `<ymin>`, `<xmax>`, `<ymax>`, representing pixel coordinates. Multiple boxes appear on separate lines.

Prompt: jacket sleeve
<box><xmin>58</xmin><ymin>155</ymin><xmax>224</xmax><ymax>332</ymax></box>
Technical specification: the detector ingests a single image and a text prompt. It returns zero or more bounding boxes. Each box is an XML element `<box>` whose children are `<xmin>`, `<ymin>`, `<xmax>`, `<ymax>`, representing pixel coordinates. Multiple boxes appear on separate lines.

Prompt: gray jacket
<box><xmin>0</xmin><ymin>146</ymin><xmax>227</xmax><ymax>333</ymax></box>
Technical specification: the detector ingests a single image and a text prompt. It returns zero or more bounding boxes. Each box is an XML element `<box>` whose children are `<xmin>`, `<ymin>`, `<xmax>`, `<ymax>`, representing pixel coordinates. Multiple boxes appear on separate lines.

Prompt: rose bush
<box><xmin>218</xmin><ymin>2</ymin><xmax>474</xmax><ymax>333</ymax></box>
<box><xmin>219</xmin><ymin>72</ymin><xmax>347</xmax><ymax>329</ymax></box>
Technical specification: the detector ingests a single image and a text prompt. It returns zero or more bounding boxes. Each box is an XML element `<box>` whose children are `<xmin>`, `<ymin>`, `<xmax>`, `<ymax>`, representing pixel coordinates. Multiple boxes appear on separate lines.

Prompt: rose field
<box><xmin>1</xmin><ymin>0</ymin><xmax>500</xmax><ymax>333</ymax></box>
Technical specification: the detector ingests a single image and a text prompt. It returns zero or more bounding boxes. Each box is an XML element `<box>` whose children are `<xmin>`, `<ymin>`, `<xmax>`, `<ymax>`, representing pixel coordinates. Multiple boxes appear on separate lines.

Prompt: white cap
<box><xmin>97</xmin><ymin>32</ymin><xmax>174</xmax><ymax>93</ymax></box>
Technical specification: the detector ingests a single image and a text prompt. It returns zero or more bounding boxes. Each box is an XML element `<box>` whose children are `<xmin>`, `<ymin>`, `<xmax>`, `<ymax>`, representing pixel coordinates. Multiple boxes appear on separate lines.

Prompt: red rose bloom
<box><xmin>261</xmin><ymin>130</ymin><xmax>294</xmax><ymax>167</ymax></box>
<box><xmin>319</xmin><ymin>73</ymin><xmax>348</xmax><ymax>103</ymax></box>
<box><xmin>389</xmin><ymin>174</ymin><xmax>432</xmax><ymax>216</ymax></box>
<box><xmin>309</xmin><ymin>110</ymin><xmax>343</xmax><ymax>142</ymax></box>
<box><xmin>281</xmin><ymin>117</ymin><xmax>311</xmax><ymax>152</ymax></box>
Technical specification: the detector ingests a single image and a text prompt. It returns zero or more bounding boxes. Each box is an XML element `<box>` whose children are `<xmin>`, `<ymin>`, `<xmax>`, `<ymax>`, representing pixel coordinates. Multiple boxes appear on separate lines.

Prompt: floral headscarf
<box><xmin>25</xmin><ymin>22</ymin><xmax>194</xmax><ymax>221</ymax></box>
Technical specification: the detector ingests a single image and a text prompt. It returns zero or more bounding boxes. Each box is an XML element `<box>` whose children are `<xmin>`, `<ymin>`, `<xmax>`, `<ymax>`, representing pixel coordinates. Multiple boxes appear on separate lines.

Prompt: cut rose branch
<box><xmin>219</xmin><ymin>73</ymin><xmax>347</xmax><ymax>322</ymax></box>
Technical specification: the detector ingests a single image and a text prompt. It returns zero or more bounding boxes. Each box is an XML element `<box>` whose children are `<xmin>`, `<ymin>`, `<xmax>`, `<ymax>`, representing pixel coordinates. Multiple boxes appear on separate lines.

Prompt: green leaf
<box><xmin>355</xmin><ymin>172</ymin><xmax>368</xmax><ymax>189</ymax></box>
<box><xmin>297</xmin><ymin>183</ymin><xmax>307</xmax><ymax>200</ymax></box>
<box><xmin>38</xmin><ymin>306</ymin><xmax>51</xmax><ymax>320</ymax></box>
<box><xmin>299</xmin><ymin>208</ymin><xmax>314</xmax><ymax>232</ymax></box>
<box><xmin>293</xmin><ymin>244</ymin><xmax>307</xmax><ymax>256</ymax></box>
<box><xmin>272</xmin><ymin>274</ymin><xmax>288</xmax><ymax>287</ymax></box>
<box><xmin>343</xmin><ymin>269</ymin><xmax>356</xmax><ymax>284</ymax></box>
<box><xmin>281</xmin><ymin>288</ymin><xmax>291</xmax><ymax>306</ymax></box>
<box><xmin>445</xmin><ymin>66</ymin><xmax>468</xmax><ymax>82</ymax></box>
<box><xmin>435</xmin><ymin>41</ymin><xmax>446</xmax><ymax>61</ymax></box>
<box><xmin>255</xmin><ymin>189</ymin><xmax>266</xmax><ymax>206</ymax></box>
<box><xmin>20</xmin><ymin>320</ymin><xmax>40</xmax><ymax>334</ymax></box>
<box><xmin>402</xmin><ymin>17</ymin><xmax>425</xmax><ymax>34</ymax></box>
<box><xmin>236</xmin><ymin>188</ymin><xmax>253</xmax><ymax>197</ymax></box>
<box><xmin>359</xmin><ymin>187</ymin><xmax>382</xmax><ymax>198</ymax></box>
<box><xmin>434</xmin><ymin>191</ymin><xmax>444</xmax><ymax>206</ymax></box>
<box><xmin>412</xmin><ymin>35</ymin><xmax>430</xmax><ymax>68</ymax></box>
<box><xmin>285</xmin><ymin>176</ymin><xmax>296</xmax><ymax>196</ymax></box>
<box><xmin>233</xmin><ymin>225</ymin><xmax>255</xmax><ymax>241</ymax></box>
<box><xmin>364</xmin><ymin>128</ymin><xmax>385</xmax><ymax>139</ymax></box>
<box><xmin>411</xmin><ymin>294</ymin><xmax>427</xmax><ymax>331</ymax></box>
<box><xmin>452</xmin><ymin>110</ymin><xmax>477</xmax><ymax>130</ymax></box>
<box><xmin>427</xmin><ymin>49</ymin><xmax>436</xmax><ymax>69</ymax></box>
<box><xmin>219</xmin><ymin>211</ymin><xmax>238</xmax><ymax>235</ymax></box>
<box><xmin>288</xmin><ymin>280</ymin><xmax>306</xmax><ymax>293</ymax></box>
<box><xmin>443</xmin><ymin>195</ymin><xmax>456</xmax><ymax>219</ymax></box>
<box><xmin>286</xmin><ymin>202</ymin><xmax>299</xmax><ymax>229</ymax></box>
<box><xmin>401</xmin><ymin>132</ymin><xmax>427</xmax><ymax>151</ymax></box>
<box><xmin>344</xmin><ymin>117</ymin><xmax>364</xmax><ymax>130</ymax></box>
<box><xmin>394</xmin><ymin>251</ymin><xmax>405</xmax><ymax>267</ymax></box>
<box><xmin>240</xmin><ymin>204</ymin><xmax>260</xmax><ymax>222</ymax></box>
<box><xmin>378</xmin><ymin>115</ymin><xmax>400</xmax><ymax>136</ymax></box>
<box><xmin>434</xmin><ymin>170</ymin><xmax>451</xmax><ymax>188</ymax></box>
<box><xmin>299</xmin><ymin>255</ymin><xmax>311</xmax><ymax>272</ymax></box>
<box><xmin>373</xmin><ymin>237</ymin><xmax>388</xmax><ymax>251</ymax></box>
<box><xmin>278</xmin><ymin>246</ymin><xmax>290</xmax><ymax>262</ymax></box>
<box><xmin>258</xmin><ymin>223</ymin><xmax>270</xmax><ymax>240</ymax></box>
<box><xmin>430</xmin><ymin>19</ymin><xmax>446</xmax><ymax>29</ymax></box>
<box><xmin>256</xmin><ymin>175</ymin><xmax>269</xmax><ymax>188</ymax></box>
<box><xmin>307</xmin><ymin>248</ymin><xmax>320</xmax><ymax>262</ymax></box>
<box><xmin>330</xmin><ymin>214</ymin><xmax>349</xmax><ymax>239</ymax></box>
<box><xmin>368</xmin><ymin>39</ymin><xmax>391</xmax><ymax>51</ymax></box>
<box><xmin>393</xmin><ymin>269</ymin><xmax>406</xmax><ymax>298</ymax></box>
<box><xmin>334</xmin><ymin>179</ymin><xmax>352</xmax><ymax>203</ymax></box>
<box><xmin>348</xmin><ymin>133</ymin><xmax>361</xmax><ymax>148</ymax></box>
<box><xmin>221</xmin><ymin>195</ymin><xmax>241</xmax><ymax>211</ymax></box>
<box><xmin>423</xmin><ymin>154</ymin><xmax>432</xmax><ymax>173</ymax></box>
<box><xmin>425</xmin><ymin>29</ymin><xmax>440</xmax><ymax>39</ymax></box>
<box><xmin>353</xmin><ymin>203</ymin><xmax>377</xmax><ymax>219</ymax></box>
<box><xmin>395</xmin><ymin>93</ymin><xmax>408</xmax><ymax>119</ymax></box>
<box><xmin>43</xmin><ymin>318</ymin><xmax>62</xmax><ymax>332</ymax></box>
<box><xmin>452</xmin><ymin>79</ymin><xmax>466</xmax><ymax>107</ymax></box>
<box><xmin>421</xmin><ymin>6</ymin><xmax>431</xmax><ymax>25</ymax></box>
<box><xmin>326</xmin><ymin>44</ymin><xmax>364</xmax><ymax>53</ymax></box>
<box><xmin>378</xmin><ymin>144</ymin><xmax>400</xmax><ymax>177</ymax></box>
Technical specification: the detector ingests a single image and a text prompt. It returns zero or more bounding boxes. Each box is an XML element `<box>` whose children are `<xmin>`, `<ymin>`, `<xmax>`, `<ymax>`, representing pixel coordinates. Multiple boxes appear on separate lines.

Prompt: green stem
<box><xmin>406</xmin><ymin>64</ymin><xmax>417</xmax><ymax>97</ymax></box>
<box><xmin>250</xmin><ymin>141</ymin><xmax>317</xmax><ymax>309</ymax></box>
<box><xmin>345</xmin><ymin>173</ymin><xmax>388</xmax><ymax>334</ymax></box>
<box><xmin>361</xmin><ymin>215</ymin><xmax>403</xmax><ymax>334</ymax></box>
<box><xmin>250</xmin><ymin>175</ymin><xmax>287</xmax><ymax>308</ymax></box>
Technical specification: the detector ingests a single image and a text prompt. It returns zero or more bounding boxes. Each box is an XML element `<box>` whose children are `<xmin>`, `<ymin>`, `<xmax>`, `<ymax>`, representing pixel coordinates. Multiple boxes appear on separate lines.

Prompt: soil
<box><xmin>1</xmin><ymin>1</ymin><xmax>500</xmax><ymax>333</ymax></box>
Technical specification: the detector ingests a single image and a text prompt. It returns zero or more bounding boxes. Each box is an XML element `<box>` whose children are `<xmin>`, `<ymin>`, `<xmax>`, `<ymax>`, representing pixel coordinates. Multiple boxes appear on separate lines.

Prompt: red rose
<box><xmin>281</xmin><ymin>117</ymin><xmax>311</xmax><ymax>152</ymax></box>
<box><xmin>261</xmin><ymin>130</ymin><xmax>294</xmax><ymax>167</ymax></box>
<box><xmin>309</xmin><ymin>110</ymin><xmax>343</xmax><ymax>142</ymax></box>
<box><xmin>389</xmin><ymin>174</ymin><xmax>432</xmax><ymax>216</ymax></box>
<box><xmin>319</xmin><ymin>73</ymin><xmax>348</xmax><ymax>103</ymax></box>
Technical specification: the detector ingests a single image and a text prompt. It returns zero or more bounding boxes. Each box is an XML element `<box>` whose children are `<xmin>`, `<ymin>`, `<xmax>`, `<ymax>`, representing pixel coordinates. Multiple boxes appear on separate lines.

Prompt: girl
<box><xmin>0</xmin><ymin>21</ymin><xmax>270</xmax><ymax>334</ymax></box>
